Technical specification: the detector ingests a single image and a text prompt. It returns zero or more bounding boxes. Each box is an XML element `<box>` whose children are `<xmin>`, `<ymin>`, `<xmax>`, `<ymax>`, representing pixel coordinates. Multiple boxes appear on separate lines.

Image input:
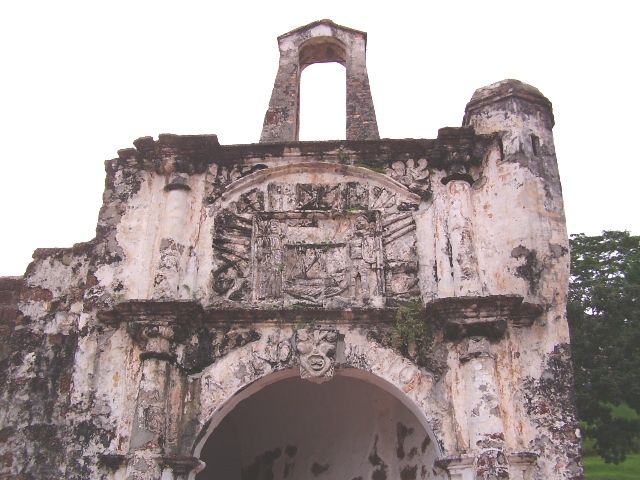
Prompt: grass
<box><xmin>583</xmin><ymin>403</ymin><xmax>640</xmax><ymax>479</ymax></box>
<box><xmin>584</xmin><ymin>453</ymin><xmax>640</xmax><ymax>479</ymax></box>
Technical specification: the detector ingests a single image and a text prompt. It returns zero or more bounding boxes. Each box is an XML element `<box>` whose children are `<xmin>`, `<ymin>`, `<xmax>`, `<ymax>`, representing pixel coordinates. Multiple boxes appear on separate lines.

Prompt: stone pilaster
<box><xmin>434</xmin><ymin>126</ymin><xmax>483</xmax><ymax>298</ymax></box>
<box><xmin>153</xmin><ymin>174</ymin><xmax>192</xmax><ymax>299</ymax></box>
<box><xmin>461</xmin><ymin>337</ymin><xmax>509</xmax><ymax>479</ymax></box>
<box><xmin>430</xmin><ymin>295</ymin><xmax>543</xmax><ymax>479</ymax></box>
<box><xmin>443</xmin><ymin>177</ymin><xmax>481</xmax><ymax>296</ymax></box>
<box><xmin>125</xmin><ymin>322</ymin><xmax>187</xmax><ymax>479</ymax></box>
<box><xmin>98</xmin><ymin>301</ymin><xmax>205</xmax><ymax>480</ymax></box>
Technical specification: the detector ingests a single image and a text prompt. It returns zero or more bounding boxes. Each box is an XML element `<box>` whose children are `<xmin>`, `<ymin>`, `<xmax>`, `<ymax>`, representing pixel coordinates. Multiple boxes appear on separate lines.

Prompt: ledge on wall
<box><xmin>97</xmin><ymin>294</ymin><xmax>542</xmax><ymax>338</ymax></box>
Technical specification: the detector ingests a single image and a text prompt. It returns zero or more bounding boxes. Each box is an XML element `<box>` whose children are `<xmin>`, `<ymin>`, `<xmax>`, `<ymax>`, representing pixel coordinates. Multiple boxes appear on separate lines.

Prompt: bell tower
<box><xmin>260</xmin><ymin>19</ymin><xmax>379</xmax><ymax>143</ymax></box>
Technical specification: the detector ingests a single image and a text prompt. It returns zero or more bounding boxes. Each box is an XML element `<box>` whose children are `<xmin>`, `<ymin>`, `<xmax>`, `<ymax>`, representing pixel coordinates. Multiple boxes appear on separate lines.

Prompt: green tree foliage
<box><xmin>569</xmin><ymin>231</ymin><xmax>640</xmax><ymax>463</ymax></box>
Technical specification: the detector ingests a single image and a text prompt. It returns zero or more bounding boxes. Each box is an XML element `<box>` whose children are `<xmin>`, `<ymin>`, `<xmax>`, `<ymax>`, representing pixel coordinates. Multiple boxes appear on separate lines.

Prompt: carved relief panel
<box><xmin>211</xmin><ymin>172</ymin><xmax>422</xmax><ymax>308</ymax></box>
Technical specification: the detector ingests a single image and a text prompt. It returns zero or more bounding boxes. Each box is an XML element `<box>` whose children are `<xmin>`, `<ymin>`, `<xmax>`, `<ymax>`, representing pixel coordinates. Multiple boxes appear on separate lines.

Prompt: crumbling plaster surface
<box><xmin>0</xmin><ymin>21</ymin><xmax>580</xmax><ymax>480</ymax></box>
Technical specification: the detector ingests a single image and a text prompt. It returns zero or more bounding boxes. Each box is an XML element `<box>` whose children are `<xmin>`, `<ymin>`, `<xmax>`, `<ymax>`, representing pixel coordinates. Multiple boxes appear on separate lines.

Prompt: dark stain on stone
<box><xmin>311</xmin><ymin>462</ymin><xmax>329</xmax><ymax>475</ymax></box>
<box><xmin>400</xmin><ymin>465</ymin><xmax>418</xmax><ymax>480</ymax></box>
<box><xmin>476</xmin><ymin>431</ymin><xmax>505</xmax><ymax>449</ymax></box>
<box><xmin>369</xmin><ymin>437</ymin><xmax>382</xmax><ymax>466</ymax></box>
<box><xmin>421</xmin><ymin>434</ymin><xmax>431</xmax><ymax>453</ymax></box>
<box><xmin>241</xmin><ymin>447</ymin><xmax>281</xmax><ymax>480</ymax></box>
<box><xmin>369</xmin><ymin>435</ymin><xmax>388</xmax><ymax>480</ymax></box>
<box><xmin>396</xmin><ymin>422</ymin><xmax>415</xmax><ymax>459</ymax></box>
<box><xmin>182</xmin><ymin>326</ymin><xmax>260</xmax><ymax>374</ymax></box>
<box><xmin>372</xmin><ymin>469</ymin><xmax>387</xmax><ymax>480</ymax></box>
<box><xmin>284</xmin><ymin>462</ymin><xmax>293</xmax><ymax>478</ymax></box>
<box><xmin>511</xmin><ymin>245</ymin><xmax>542</xmax><ymax>293</ymax></box>
<box><xmin>285</xmin><ymin>445</ymin><xmax>298</xmax><ymax>457</ymax></box>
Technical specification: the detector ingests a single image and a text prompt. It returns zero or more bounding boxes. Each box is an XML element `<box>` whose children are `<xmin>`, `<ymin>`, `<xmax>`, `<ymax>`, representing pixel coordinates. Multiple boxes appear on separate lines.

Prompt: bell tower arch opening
<box><xmin>297</xmin><ymin>35</ymin><xmax>348</xmax><ymax>142</ymax></box>
<box><xmin>196</xmin><ymin>371</ymin><xmax>443</xmax><ymax>480</ymax></box>
<box><xmin>298</xmin><ymin>62</ymin><xmax>346</xmax><ymax>141</ymax></box>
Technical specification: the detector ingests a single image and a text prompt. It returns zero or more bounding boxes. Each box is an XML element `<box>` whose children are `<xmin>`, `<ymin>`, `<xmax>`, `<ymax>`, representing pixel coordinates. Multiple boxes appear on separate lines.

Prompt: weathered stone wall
<box><xmin>0</xmin><ymin>20</ymin><xmax>582</xmax><ymax>480</ymax></box>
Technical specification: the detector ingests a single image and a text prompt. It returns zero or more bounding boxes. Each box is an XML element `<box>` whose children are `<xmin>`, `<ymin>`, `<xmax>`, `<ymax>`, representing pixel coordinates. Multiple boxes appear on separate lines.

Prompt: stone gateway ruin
<box><xmin>0</xmin><ymin>20</ymin><xmax>583</xmax><ymax>480</ymax></box>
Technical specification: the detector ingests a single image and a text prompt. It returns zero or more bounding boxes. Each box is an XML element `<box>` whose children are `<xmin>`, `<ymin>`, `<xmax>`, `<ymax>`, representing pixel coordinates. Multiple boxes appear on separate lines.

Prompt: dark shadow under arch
<box><xmin>196</xmin><ymin>371</ymin><xmax>443</xmax><ymax>480</ymax></box>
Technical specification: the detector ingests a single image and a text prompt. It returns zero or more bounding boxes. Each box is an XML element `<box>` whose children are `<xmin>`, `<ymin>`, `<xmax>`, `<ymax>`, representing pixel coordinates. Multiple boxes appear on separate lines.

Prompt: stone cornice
<box><xmin>111</xmin><ymin>134</ymin><xmax>496</xmax><ymax>174</ymax></box>
<box><xmin>98</xmin><ymin>295</ymin><xmax>542</xmax><ymax>339</ymax></box>
<box><xmin>428</xmin><ymin>294</ymin><xmax>543</xmax><ymax>340</ymax></box>
<box><xmin>97</xmin><ymin>299</ymin><xmax>204</xmax><ymax>326</ymax></box>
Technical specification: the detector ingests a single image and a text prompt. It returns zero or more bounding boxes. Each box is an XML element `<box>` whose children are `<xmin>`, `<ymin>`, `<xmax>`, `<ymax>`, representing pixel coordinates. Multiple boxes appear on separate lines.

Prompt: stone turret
<box><xmin>463</xmin><ymin>79</ymin><xmax>562</xmax><ymax>208</ymax></box>
<box><xmin>464</xmin><ymin>79</ymin><xmax>554</xmax><ymax>148</ymax></box>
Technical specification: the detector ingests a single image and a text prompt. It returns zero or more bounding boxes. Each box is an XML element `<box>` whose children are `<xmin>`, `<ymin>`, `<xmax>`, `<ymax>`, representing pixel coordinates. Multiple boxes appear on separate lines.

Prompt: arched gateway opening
<box><xmin>195</xmin><ymin>371</ymin><xmax>443</xmax><ymax>480</ymax></box>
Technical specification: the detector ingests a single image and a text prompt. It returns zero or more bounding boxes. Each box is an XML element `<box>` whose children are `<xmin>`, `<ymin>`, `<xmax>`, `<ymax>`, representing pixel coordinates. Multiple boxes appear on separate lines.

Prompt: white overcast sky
<box><xmin>1</xmin><ymin>1</ymin><xmax>638</xmax><ymax>276</ymax></box>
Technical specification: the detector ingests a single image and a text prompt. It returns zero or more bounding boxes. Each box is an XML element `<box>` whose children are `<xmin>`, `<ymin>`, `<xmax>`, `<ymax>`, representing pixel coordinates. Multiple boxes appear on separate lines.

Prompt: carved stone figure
<box><xmin>295</xmin><ymin>328</ymin><xmax>338</xmax><ymax>381</ymax></box>
<box><xmin>349</xmin><ymin>214</ymin><xmax>384</xmax><ymax>304</ymax></box>
<box><xmin>254</xmin><ymin>218</ymin><xmax>284</xmax><ymax>300</ymax></box>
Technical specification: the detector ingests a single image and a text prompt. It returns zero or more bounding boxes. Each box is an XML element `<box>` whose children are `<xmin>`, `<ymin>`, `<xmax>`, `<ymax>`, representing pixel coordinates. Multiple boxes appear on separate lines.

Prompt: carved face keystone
<box><xmin>295</xmin><ymin>328</ymin><xmax>338</xmax><ymax>380</ymax></box>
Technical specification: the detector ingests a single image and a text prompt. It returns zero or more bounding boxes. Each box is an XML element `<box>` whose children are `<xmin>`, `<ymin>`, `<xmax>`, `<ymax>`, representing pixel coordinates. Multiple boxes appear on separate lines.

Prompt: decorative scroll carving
<box><xmin>295</xmin><ymin>328</ymin><xmax>338</xmax><ymax>381</ymax></box>
<box><xmin>208</xmin><ymin>164</ymin><xmax>268</xmax><ymax>203</ymax></box>
<box><xmin>253</xmin><ymin>330</ymin><xmax>293</xmax><ymax>365</ymax></box>
<box><xmin>211</xmin><ymin>179</ymin><xmax>422</xmax><ymax>308</ymax></box>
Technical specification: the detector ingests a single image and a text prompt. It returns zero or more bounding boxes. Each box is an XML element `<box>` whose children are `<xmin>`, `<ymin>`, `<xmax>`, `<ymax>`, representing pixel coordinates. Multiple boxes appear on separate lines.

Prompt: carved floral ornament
<box><xmin>386</xmin><ymin>158</ymin><xmax>430</xmax><ymax>188</ymax></box>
